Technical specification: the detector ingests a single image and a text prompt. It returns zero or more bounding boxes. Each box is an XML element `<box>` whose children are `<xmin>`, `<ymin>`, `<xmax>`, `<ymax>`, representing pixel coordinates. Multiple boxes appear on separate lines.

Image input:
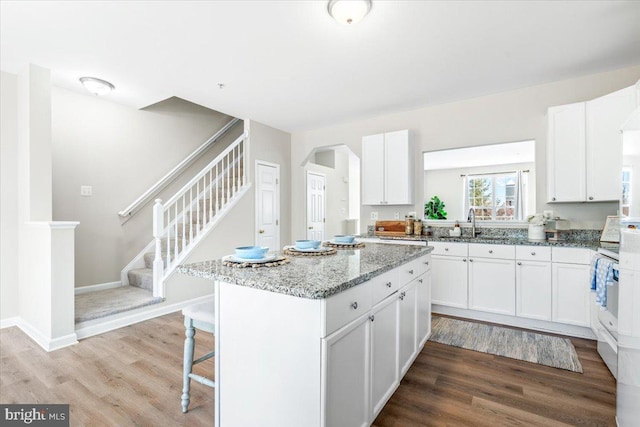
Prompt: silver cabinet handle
<box><xmin>469</xmin><ymin>259</ymin><xmax>473</xmax><ymax>262</ymax></box>
<box><xmin>399</xmin><ymin>291</ymin><xmax>406</xmax><ymax>301</ymax></box>
<box><xmin>517</xmin><ymin>262</ymin><xmax>522</xmax><ymax>265</ymax></box>
<box><xmin>445</xmin><ymin>248</ymin><xmax>449</xmax><ymax>251</ymax></box>
<box><xmin>409</xmin><ymin>269</ymin><xmax>414</xmax><ymax>275</ymax></box>
<box><xmin>463</xmin><ymin>258</ymin><xmax>467</xmax><ymax>262</ymax></box>
<box><xmin>386</xmin><ymin>282</ymin><xmax>392</xmax><ymax>288</ymax></box>
<box><xmin>589</xmin><ymin>196</ymin><xmax>594</xmax><ymax>200</ymax></box>
<box><xmin>552</xmin><ymin>197</ymin><xmax>556</xmax><ymax>201</ymax></box>
<box><xmin>369</xmin><ymin>315</ymin><xmax>375</xmax><ymax>322</ymax></box>
<box><xmin>351</xmin><ymin>302</ymin><xmax>358</xmax><ymax>310</ymax></box>
<box><xmin>489</xmin><ymin>250</ymin><xmax>493</xmax><ymax>254</ymax></box>
<box><xmin>531</xmin><ymin>252</ymin><xmax>536</xmax><ymax>256</ymax></box>
<box><xmin>419</xmin><ymin>278</ymin><xmax>423</xmax><ymax>283</ymax></box>
<box><xmin>424</xmin><ymin>261</ymin><xmax>429</xmax><ymax>265</ymax></box>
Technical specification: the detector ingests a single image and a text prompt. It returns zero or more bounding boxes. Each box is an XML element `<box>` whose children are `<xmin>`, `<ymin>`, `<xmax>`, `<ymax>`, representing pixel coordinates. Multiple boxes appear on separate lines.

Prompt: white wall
<box><xmin>51</xmin><ymin>89</ymin><xmax>241</xmax><ymax>287</ymax></box>
<box><xmin>425</xmin><ymin>161</ymin><xmax>535</xmax><ymax>221</ymax></box>
<box><xmin>291</xmin><ymin>65</ymin><xmax>640</xmax><ymax>236</ymax></box>
<box><xmin>0</xmin><ymin>71</ymin><xmax>19</xmax><ymax>321</ymax></box>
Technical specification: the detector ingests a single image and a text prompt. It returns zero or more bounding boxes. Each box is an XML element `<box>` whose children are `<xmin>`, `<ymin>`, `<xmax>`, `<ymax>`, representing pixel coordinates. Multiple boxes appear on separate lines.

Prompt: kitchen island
<box><xmin>178</xmin><ymin>242</ymin><xmax>433</xmax><ymax>427</ymax></box>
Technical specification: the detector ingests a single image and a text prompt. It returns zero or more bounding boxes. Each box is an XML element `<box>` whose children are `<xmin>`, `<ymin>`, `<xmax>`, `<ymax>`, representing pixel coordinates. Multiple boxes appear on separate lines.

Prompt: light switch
<box><xmin>80</xmin><ymin>186</ymin><xmax>92</xmax><ymax>197</ymax></box>
<box><xmin>370</xmin><ymin>211</ymin><xmax>378</xmax><ymax>220</ymax></box>
<box><xmin>394</xmin><ymin>212</ymin><xmax>400</xmax><ymax>220</ymax></box>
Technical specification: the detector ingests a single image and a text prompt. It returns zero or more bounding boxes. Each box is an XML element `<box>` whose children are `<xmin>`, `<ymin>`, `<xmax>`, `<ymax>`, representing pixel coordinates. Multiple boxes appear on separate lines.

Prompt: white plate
<box><xmin>329</xmin><ymin>240</ymin><xmax>358</xmax><ymax>246</ymax></box>
<box><xmin>285</xmin><ymin>245</ymin><xmax>332</xmax><ymax>253</ymax></box>
<box><xmin>225</xmin><ymin>254</ymin><xmax>277</xmax><ymax>263</ymax></box>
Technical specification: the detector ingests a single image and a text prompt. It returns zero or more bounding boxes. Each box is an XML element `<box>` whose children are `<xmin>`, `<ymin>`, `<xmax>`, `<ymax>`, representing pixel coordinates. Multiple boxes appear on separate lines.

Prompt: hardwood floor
<box><xmin>1</xmin><ymin>313</ymin><xmax>616</xmax><ymax>426</ymax></box>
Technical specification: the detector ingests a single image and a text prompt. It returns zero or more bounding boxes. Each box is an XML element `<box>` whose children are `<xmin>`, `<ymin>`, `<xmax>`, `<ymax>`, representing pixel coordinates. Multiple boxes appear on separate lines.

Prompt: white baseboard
<box><xmin>4</xmin><ymin>317</ymin><xmax>78</xmax><ymax>351</ymax></box>
<box><xmin>433</xmin><ymin>304</ymin><xmax>597</xmax><ymax>340</ymax></box>
<box><xmin>0</xmin><ymin>316</ymin><xmax>20</xmax><ymax>329</ymax></box>
<box><xmin>75</xmin><ymin>281</ymin><xmax>123</xmax><ymax>295</ymax></box>
<box><xmin>75</xmin><ymin>294</ymin><xmax>214</xmax><ymax>340</ymax></box>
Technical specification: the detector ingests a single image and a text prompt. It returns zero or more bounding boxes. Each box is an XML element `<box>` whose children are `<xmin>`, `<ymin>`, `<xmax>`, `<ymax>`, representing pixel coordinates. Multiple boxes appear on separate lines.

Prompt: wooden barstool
<box><xmin>181</xmin><ymin>299</ymin><xmax>215</xmax><ymax>413</ymax></box>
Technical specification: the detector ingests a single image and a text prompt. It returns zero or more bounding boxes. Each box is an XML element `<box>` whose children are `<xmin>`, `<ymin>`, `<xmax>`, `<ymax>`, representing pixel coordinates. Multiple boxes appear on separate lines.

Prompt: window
<box><xmin>466</xmin><ymin>172</ymin><xmax>523</xmax><ymax>221</ymax></box>
<box><xmin>622</xmin><ymin>167</ymin><xmax>631</xmax><ymax>217</ymax></box>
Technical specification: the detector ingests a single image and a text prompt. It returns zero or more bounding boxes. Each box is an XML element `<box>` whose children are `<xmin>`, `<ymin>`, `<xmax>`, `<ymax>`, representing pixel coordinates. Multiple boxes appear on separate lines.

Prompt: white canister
<box><xmin>528</xmin><ymin>224</ymin><xmax>546</xmax><ymax>241</ymax></box>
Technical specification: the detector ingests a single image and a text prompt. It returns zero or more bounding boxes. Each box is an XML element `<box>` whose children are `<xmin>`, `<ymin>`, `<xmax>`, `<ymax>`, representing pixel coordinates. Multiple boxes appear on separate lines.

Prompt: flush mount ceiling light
<box><xmin>79</xmin><ymin>77</ymin><xmax>115</xmax><ymax>95</ymax></box>
<box><xmin>328</xmin><ymin>0</ymin><xmax>372</xmax><ymax>25</ymax></box>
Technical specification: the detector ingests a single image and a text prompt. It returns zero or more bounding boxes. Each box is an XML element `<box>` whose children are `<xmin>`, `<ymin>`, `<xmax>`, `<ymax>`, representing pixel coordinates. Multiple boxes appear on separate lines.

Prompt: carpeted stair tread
<box><xmin>75</xmin><ymin>286</ymin><xmax>163</xmax><ymax>323</ymax></box>
<box><xmin>128</xmin><ymin>268</ymin><xmax>153</xmax><ymax>291</ymax></box>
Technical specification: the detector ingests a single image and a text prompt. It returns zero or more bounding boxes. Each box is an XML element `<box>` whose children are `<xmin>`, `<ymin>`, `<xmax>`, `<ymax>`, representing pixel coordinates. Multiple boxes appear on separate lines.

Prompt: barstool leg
<box><xmin>181</xmin><ymin>319</ymin><xmax>195</xmax><ymax>413</ymax></box>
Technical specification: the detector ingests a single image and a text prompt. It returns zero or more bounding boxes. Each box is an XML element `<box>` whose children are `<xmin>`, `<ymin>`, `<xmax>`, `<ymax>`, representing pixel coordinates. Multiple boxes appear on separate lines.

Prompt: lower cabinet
<box><xmin>416</xmin><ymin>273</ymin><xmax>432</xmax><ymax>348</ymax></box>
<box><xmin>398</xmin><ymin>280</ymin><xmax>418</xmax><ymax>376</ymax></box>
<box><xmin>516</xmin><ymin>260</ymin><xmax>552</xmax><ymax>321</ymax></box>
<box><xmin>468</xmin><ymin>257</ymin><xmax>515</xmax><ymax>315</ymax></box>
<box><xmin>432</xmin><ymin>254</ymin><xmax>468</xmax><ymax>308</ymax></box>
<box><xmin>324</xmin><ymin>315</ymin><xmax>370</xmax><ymax>427</ymax></box>
<box><xmin>552</xmin><ymin>262</ymin><xmax>591</xmax><ymax>326</ymax></box>
<box><xmin>370</xmin><ymin>295</ymin><xmax>399</xmax><ymax>417</ymax></box>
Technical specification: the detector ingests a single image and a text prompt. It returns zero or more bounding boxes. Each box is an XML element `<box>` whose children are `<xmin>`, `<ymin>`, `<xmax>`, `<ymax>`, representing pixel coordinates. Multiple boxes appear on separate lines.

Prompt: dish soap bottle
<box><xmin>451</xmin><ymin>221</ymin><xmax>461</xmax><ymax>237</ymax></box>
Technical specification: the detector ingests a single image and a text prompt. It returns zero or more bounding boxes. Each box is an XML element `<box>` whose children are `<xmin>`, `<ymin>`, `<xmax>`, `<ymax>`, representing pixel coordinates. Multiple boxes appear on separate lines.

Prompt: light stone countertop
<box><xmin>178</xmin><ymin>242</ymin><xmax>433</xmax><ymax>299</ymax></box>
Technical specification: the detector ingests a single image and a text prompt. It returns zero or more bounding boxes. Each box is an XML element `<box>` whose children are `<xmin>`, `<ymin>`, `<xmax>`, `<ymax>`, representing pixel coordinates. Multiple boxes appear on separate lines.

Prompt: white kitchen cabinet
<box><xmin>362</xmin><ymin>129</ymin><xmax>413</xmax><ymax>205</ymax></box>
<box><xmin>432</xmin><ymin>254</ymin><xmax>469</xmax><ymax>308</ymax></box>
<box><xmin>547</xmin><ymin>85</ymin><xmax>636</xmax><ymax>203</ymax></box>
<box><xmin>547</xmin><ymin>102</ymin><xmax>587</xmax><ymax>202</ymax></box>
<box><xmin>323</xmin><ymin>314</ymin><xmax>370</xmax><ymax>427</ymax></box>
<box><xmin>468</xmin><ymin>257</ymin><xmax>516</xmax><ymax>316</ymax></box>
<box><xmin>516</xmin><ymin>260</ymin><xmax>552</xmax><ymax>321</ymax></box>
<box><xmin>586</xmin><ymin>86</ymin><xmax>637</xmax><ymax>201</ymax></box>
<box><xmin>416</xmin><ymin>272</ymin><xmax>432</xmax><ymax>348</ymax></box>
<box><xmin>370</xmin><ymin>295</ymin><xmax>398</xmax><ymax>418</ymax></box>
<box><xmin>398</xmin><ymin>280</ymin><xmax>418</xmax><ymax>377</ymax></box>
<box><xmin>552</xmin><ymin>262</ymin><xmax>591</xmax><ymax>327</ymax></box>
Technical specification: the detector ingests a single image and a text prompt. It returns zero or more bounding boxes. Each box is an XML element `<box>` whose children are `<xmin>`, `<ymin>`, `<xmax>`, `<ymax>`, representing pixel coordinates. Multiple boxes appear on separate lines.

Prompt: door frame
<box><xmin>255</xmin><ymin>160</ymin><xmax>280</xmax><ymax>250</ymax></box>
<box><xmin>306</xmin><ymin>170</ymin><xmax>326</xmax><ymax>240</ymax></box>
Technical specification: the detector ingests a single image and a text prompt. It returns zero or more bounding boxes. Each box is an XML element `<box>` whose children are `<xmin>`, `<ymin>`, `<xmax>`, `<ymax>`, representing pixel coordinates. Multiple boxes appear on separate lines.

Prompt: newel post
<box><xmin>153</xmin><ymin>198</ymin><xmax>164</xmax><ymax>298</ymax></box>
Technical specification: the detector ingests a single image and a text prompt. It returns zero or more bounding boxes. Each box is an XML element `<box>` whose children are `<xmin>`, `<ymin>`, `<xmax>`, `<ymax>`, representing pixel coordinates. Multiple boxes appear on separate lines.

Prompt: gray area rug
<box><xmin>429</xmin><ymin>316</ymin><xmax>583</xmax><ymax>373</ymax></box>
<box><xmin>75</xmin><ymin>286</ymin><xmax>163</xmax><ymax>323</ymax></box>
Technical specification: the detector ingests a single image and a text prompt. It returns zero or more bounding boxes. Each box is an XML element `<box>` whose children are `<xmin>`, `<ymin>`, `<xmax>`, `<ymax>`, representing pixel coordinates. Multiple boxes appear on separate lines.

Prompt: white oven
<box><xmin>596</xmin><ymin>248</ymin><xmax>620</xmax><ymax>378</ymax></box>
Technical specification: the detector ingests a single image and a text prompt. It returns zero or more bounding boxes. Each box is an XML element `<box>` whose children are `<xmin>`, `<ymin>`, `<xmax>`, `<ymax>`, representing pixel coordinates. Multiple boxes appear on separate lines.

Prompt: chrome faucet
<box><xmin>468</xmin><ymin>208</ymin><xmax>480</xmax><ymax>237</ymax></box>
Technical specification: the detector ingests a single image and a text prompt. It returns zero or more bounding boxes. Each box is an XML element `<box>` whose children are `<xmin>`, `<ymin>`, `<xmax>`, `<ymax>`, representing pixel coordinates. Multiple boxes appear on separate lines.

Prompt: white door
<box><xmin>398</xmin><ymin>281</ymin><xmax>417</xmax><ymax>377</ymax></box>
<box><xmin>307</xmin><ymin>172</ymin><xmax>325</xmax><ymax>240</ymax></box>
<box><xmin>361</xmin><ymin>133</ymin><xmax>385</xmax><ymax>205</ymax></box>
<box><xmin>516</xmin><ymin>260</ymin><xmax>552</xmax><ymax>321</ymax></box>
<box><xmin>431</xmin><ymin>255</ymin><xmax>469</xmax><ymax>308</ymax></box>
<box><xmin>256</xmin><ymin>161</ymin><xmax>279</xmax><ymax>252</ymax></box>
<box><xmin>468</xmin><ymin>257</ymin><xmax>516</xmax><ymax>316</ymax></box>
<box><xmin>552</xmin><ymin>262</ymin><xmax>591</xmax><ymax>326</ymax></box>
<box><xmin>370</xmin><ymin>296</ymin><xmax>399</xmax><ymax>418</ymax></box>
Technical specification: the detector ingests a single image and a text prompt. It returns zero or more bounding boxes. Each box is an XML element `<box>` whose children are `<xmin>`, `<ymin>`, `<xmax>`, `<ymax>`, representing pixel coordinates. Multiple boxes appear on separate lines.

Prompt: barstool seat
<box><xmin>181</xmin><ymin>299</ymin><xmax>215</xmax><ymax>413</ymax></box>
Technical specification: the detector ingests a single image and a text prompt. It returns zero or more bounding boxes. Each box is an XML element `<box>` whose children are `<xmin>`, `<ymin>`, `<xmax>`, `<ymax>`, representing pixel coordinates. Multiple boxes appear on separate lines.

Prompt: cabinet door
<box><xmin>468</xmin><ymin>257</ymin><xmax>516</xmax><ymax>316</ymax></box>
<box><xmin>431</xmin><ymin>255</ymin><xmax>468</xmax><ymax>308</ymax></box>
<box><xmin>552</xmin><ymin>262</ymin><xmax>591</xmax><ymax>327</ymax></box>
<box><xmin>398</xmin><ymin>282</ymin><xmax>417</xmax><ymax>377</ymax></box>
<box><xmin>547</xmin><ymin>102</ymin><xmax>586</xmax><ymax>202</ymax></box>
<box><xmin>362</xmin><ymin>133</ymin><xmax>385</xmax><ymax>205</ymax></box>
<box><xmin>370</xmin><ymin>296</ymin><xmax>398</xmax><ymax>418</ymax></box>
<box><xmin>323</xmin><ymin>315</ymin><xmax>370</xmax><ymax>427</ymax></box>
<box><xmin>384</xmin><ymin>130</ymin><xmax>413</xmax><ymax>205</ymax></box>
<box><xmin>416</xmin><ymin>273</ymin><xmax>431</xmax><ymax>348</ymax></box>
<box><xmin>586</xmin><ymin>86</ymin><xmax>636</xmax><ymax>201</ymax></box>
<box><xmin>516</xmin><ymin>260</ymin><xmax>552</xmax><ymax>321</ymax></box>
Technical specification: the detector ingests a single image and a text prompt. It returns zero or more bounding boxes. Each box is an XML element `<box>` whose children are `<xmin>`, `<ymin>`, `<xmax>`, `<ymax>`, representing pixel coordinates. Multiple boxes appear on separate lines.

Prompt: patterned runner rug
<box><xmin>429</xmin><ymin>316</ymin><xmax>583</xmax><ymax>373</ymax></box>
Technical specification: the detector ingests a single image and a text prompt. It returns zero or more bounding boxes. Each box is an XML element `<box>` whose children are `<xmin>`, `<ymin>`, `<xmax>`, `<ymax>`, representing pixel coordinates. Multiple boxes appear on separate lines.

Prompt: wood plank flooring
<box><xmin>1</xmin><ymin>313</ymin><xmax>616</xmax><ymax>426</ymax></box>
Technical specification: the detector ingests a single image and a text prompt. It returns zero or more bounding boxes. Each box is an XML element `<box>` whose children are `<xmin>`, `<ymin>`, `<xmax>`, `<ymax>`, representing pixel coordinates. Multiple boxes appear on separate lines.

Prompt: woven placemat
<box><xmin>284</xmin><ymin>247</ymin><xmax>337</xmax><ymax>257</ymax></box>
<box><xmin>222</xmin><ymin>256</ymin><xmax>289</xmax><ymax>268</ymax></box>
<box><xmin>323</xmin><ymin>242</ymin><xmax>365</xmax><ymax>249</ymax></box>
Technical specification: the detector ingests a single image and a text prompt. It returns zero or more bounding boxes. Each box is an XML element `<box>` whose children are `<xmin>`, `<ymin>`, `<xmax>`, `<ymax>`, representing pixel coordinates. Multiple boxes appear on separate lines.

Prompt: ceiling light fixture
<box><xmin>79</xmin><ymin>77</ymin><xmax>115</xmax><ymax>96</ymax></box>
<box><xmin>328</xmin><ymin>0</ymin><xmax>372</xmax><ymax>25</ymax></box>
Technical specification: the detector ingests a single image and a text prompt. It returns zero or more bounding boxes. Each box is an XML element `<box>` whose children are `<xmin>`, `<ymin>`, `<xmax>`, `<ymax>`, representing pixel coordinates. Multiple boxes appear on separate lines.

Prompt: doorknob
<box><xmin>259</xmin><ymin>229</ymin><xmax>265</xmax><ymax>234</ymax></box>
<box><xmin>308</xmin><ymin>226</ymin><xmax>313</xmax><ymax>230</ymax></box>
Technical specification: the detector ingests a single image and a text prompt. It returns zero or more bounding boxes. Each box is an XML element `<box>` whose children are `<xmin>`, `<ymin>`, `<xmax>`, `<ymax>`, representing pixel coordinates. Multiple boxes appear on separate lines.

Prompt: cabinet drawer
<box><xmin>551</xmin><ymin>247</ymin><xmax>592</xmax><ymax>265</ymax></box>
<box><xmin>324</xmin><ymin>281</ymin><xmax>373</xmax><ymax>336</ymax></box>
<box><xmin>428</xmin><ymin>241</ymin><xmax>467</xmax><ymax>257</ymax></box>
<box><xmin>398</xmin><ymin>256</ymin><xmax>428</xmax><ymax>286</ymax></box>
<box><xmin>468</xmin><ymin>243</ymin><xmax>515</xmax><ymax>260</ymax></box>
<box><xmin>372</xmin><ymin>269</ymin><xmax>399</xmax><ymax>305</ymax></box>
<box><xmin>515</xmin><ymin>245</ymin><xmax>551</xmax><ymax>261</ymax></box>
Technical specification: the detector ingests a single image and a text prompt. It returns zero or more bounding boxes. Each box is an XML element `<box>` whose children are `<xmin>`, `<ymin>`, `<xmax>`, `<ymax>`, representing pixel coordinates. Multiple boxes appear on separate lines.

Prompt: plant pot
<box><xmin>528</xmin><ymin>224</ymin><xmax>546</xmax><ymax>241</ymax></box>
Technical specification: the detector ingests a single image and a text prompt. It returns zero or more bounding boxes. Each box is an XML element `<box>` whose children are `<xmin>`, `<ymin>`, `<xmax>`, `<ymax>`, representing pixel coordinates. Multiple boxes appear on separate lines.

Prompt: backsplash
<box><xmin>428</xmin><ymin>224</ymin><xmax>601</xmax><ymax>242</ymax></box>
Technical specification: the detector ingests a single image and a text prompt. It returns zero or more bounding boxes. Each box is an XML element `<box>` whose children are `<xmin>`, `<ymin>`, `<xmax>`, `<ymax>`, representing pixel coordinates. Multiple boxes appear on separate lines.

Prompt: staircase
<box><xmin>125</xmin><ymin>130</ymin><xmax>249</xmax><ymax>298</ymax></box>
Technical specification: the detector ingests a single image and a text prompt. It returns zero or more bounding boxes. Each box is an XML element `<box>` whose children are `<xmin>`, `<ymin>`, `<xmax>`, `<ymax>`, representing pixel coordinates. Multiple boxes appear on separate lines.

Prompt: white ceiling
<box><xmin>1</xmin><ymin>1</ymin><xmax>639</xmax><ymax>132</ymax></box>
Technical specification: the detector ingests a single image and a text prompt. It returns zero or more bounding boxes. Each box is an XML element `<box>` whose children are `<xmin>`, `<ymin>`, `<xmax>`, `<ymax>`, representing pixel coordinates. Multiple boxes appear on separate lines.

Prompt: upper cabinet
<box><xmin>362</xmin><ymin>129</ymin><xmax>414</xmax><ymax>205</ymax></box>
<box><xmin>547</xmin><ymin>85</ymin><xmax>637</xmax><ymax>203</ymax></box>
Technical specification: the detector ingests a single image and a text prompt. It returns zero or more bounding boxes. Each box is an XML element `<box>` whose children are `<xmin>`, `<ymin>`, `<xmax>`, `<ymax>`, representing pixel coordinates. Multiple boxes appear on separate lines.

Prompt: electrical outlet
<box><xmin>408</xmin><ymin>211</ymin><xmax>416</xmax><ymax>218</ymax></box>
<box><xmin>394</xmin><ymin>212</ymin><xmax>400</xmax><ymax>220</ymax></box>
<box><xmin>80</xmin><ymin>186</ymin><xmax>92</xmax><ymax>197</ymax></box>
<box><xmin>543</xmin><ymin>210</ymin><xmax>553</xmax><ymax>219</ymax></box>
<box><xmin>370</xmin><ymin>211</ymin><xmax>378</xmax><ymax>220</ymax></box>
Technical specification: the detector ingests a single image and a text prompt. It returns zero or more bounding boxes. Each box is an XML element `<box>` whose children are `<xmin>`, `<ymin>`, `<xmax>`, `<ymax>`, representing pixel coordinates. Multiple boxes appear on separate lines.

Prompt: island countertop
<box><xmin>177</xmin><ymin>242</ymin><xmax>433</xmax><ymax>299</ymax></box>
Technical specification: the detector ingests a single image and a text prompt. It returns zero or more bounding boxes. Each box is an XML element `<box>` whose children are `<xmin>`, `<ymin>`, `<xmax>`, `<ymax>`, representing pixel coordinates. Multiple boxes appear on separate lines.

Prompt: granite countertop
<box><xmin>178</xmin><ymin>242</ymin><xmax>433</xmax><ymax>300</ymax></box>
<box><xmin>359</xmin><ymin>234</ymin><xmax>605</xmax><ymax>251</ymax></box>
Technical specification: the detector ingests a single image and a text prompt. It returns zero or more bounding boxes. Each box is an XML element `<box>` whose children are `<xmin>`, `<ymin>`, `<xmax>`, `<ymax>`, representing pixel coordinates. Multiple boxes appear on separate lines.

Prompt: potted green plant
<box><xmin>424</xmin><ymin>196</ymin><xmax>447</xmax><ymax>219</ymax></box>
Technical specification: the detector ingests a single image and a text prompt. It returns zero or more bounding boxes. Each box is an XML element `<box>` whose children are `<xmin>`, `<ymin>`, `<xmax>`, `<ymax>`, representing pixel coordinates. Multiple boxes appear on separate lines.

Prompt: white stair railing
<box><xmin>151</xmin><ymin>130</ymin><xmax>248</xmax><ymax>297</ymax></box>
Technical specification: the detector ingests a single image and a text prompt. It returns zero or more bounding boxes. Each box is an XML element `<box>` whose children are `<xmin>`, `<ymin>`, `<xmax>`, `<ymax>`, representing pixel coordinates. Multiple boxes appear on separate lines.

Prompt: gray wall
<box><xmin>290</xmin><ymin>65</ymin><xmax>640</xmax><ymax>237</ymax></box>
<box><xmin>1</xmin><ymin>71</ymin><xmax>19</xmax><ymax>319</ymax></box>
<box><xmin>51</xmin><ymin>88</ymin><xmax>242</xmax><ymax>287</ymax></box>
